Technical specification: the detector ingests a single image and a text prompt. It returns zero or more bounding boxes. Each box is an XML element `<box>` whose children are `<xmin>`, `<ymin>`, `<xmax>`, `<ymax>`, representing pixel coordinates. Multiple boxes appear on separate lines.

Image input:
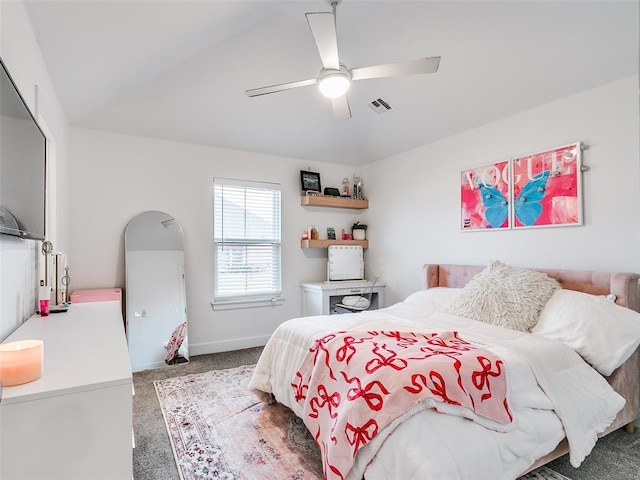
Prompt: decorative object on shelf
<box><xmin>306</xmin><ymin>226</ymin><xmax>319</xmax><ymax>240</ymax></box>
<box><xmin>41</xmin><ymin>240</ymin><xmax>54</xmax><ymax>294</ymax></box>
<box><xmin>52</xmin><ymin>252</ymin><xmax>69</xmax><ymax>306</ymax></box>
<box><xmin>300</xmin><ymin>170</ymin><xmax>321</xmax><ymax>193</ymax></box>
<box><xmin>0</xmin><ymin>339</ymin><xmax>44</xmax><ymax>386</ymax></box>
<box><xmin>38</xmin><ymin>286</ymin><xmax>50</xmax><ymax>316</ymax></box>
<box><xmin>341</xmin><ymin>229</ymin><xmax>353</xmax><ymax>240</ymax></box>
<box><xmin>323</xmin><ymin>187</ymin><xmax>341</xmax><ymax>196</ymax></box>
<box><xmin>61</xmin><ymin>267</ymin><xmax>71</xmax><ymax>304</ymax></box>
<box><xmin>40</xmin><ymin>243</ymin><xmax>71</xmax><ymax>313</ymax></box>
<box><xmin>327</xmin><ymin>227</ymin><xmax>336</xmax><ymax>240</ymax></box>
<box><xmin>342</xmin><ymin>178</ymin><xmax>350</xmax><ymax>196</ymax></box>
<box><xmin>461</xmin><ymin>142</ymin><xmax>585</xmax><ymax>231</ymax></box>
<box><xmin>352</xmin><ymin>174</ymin><xmax>364</xmax><ymax>199</ymax></box>
<box><xmin>351</xmin><ymin>221</ymin><xmax>367</xmax><ymax>240</ymax></box>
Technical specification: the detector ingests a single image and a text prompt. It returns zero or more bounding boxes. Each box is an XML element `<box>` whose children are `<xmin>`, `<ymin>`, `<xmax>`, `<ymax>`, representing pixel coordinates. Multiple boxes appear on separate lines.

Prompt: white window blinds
<box><xmin>213</xmin><ymin>178</ymin><xmax>282</xmax><ymax>307</ymax></box>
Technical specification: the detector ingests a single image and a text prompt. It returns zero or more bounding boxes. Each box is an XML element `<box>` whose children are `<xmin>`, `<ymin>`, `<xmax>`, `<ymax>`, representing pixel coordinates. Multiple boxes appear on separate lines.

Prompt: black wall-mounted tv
<box><xmin>0</xmin><ymin>56</ymin><xmax>46</xmax><ymax>241</ymax></box>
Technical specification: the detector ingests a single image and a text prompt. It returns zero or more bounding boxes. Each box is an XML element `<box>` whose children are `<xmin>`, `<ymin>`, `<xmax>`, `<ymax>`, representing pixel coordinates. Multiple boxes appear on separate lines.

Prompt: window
<box><xmin>213</xmin><ymin>178</ymin><xmax>282</xmax><ymax>309</ymax></box>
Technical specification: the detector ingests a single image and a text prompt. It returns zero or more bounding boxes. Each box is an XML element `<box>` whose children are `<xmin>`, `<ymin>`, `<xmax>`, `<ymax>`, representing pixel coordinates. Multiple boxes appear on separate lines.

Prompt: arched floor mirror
<box><xmin>125</xmin><ymin>211</ymin><xmax>188</xmax><ymax>371</ymax></box>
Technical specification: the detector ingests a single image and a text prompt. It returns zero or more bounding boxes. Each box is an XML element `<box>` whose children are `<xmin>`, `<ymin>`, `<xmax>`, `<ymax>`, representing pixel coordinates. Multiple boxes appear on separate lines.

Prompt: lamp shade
<box><xmin>0</xmin><ymin>339</ymin><xmax>44</xmax><ymax>386</ymax></box>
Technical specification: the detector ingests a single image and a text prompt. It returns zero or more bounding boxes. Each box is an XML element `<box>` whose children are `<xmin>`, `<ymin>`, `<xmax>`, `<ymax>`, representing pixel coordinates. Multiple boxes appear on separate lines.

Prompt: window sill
<box><xmin>211</xmin><ymin>296</ymin><xmax>285</xmax><ymax>311</ymax></box>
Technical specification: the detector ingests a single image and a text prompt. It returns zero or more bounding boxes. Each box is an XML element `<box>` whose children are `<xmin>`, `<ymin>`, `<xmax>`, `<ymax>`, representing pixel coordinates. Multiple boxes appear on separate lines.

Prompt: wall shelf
<box><xmin>301</xmin><ymin>239</ymin><xmax>368</xmax><ymax>249</ymax></box>
<box><xmin>301</xmin><ymin>195</ymin><xmax>368</xmax><ymax>209</ymax></box>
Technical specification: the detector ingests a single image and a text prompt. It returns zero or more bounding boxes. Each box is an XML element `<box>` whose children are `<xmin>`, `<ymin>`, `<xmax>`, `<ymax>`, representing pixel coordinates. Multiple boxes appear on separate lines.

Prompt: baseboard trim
<box><xmin>189</xmin><ymin>335</ymin><xmax>271</xmax><ymax>356</ymax></box>
<box><xmin>132</xmin><ymin>360</ymin><xmax>167</xmax><ymax>372</ymax></box>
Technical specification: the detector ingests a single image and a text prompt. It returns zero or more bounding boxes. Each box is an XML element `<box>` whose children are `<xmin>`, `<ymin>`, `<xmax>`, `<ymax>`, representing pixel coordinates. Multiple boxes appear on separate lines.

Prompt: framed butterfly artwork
<box><xmin>460</xmin><ymin>160</ymin><xmax>511</xmax><ymax>231</ymax></box>
<box><xmin>461</xmin><ymin>142</ymin><xmax>584</xmax><ymax>231</ymax></box>
<box><xmin>511</xmin><ymin>142</ymin><xmax>583</xmax><ymax>229</ymax></box>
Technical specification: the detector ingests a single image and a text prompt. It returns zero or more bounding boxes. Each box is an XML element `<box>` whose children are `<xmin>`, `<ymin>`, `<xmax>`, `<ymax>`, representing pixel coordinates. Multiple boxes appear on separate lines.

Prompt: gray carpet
<box><xmin>546</xmin><ymin>427</ymin><xmax>640</xmax><ymax>479</ymax></box>
<box><xmin>133</xmin><ymin>347</ymin><xmax>640</xmax><ymax>480</ymax></box>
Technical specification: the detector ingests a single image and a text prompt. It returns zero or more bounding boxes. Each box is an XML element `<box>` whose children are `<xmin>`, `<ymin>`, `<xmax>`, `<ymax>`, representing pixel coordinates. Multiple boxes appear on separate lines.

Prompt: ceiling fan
<box><xmin>245</xmin><ymin>0</ymin><xmax>441</xmax><ymax>119</ymax></box>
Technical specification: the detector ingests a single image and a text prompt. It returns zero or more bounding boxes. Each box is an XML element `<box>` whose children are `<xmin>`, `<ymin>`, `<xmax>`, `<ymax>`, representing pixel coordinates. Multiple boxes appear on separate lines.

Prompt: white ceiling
<box><xmin>24</xmin><ymin>0</ymin><xmax>638</xmax><ymax>166</ymax></box>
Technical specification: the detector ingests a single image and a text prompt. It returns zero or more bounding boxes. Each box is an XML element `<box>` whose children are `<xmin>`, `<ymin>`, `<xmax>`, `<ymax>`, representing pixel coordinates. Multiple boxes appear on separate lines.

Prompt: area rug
<box><xmin>154</xmin><ymin>364</ymin><xmax>570</xmax><ymax>480</ymax></box>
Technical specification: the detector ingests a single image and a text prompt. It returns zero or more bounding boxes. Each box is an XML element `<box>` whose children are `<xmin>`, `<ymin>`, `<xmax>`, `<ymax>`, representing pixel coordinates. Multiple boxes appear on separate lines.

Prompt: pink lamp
<box><xmin>0</xmin><ymin>339</ymin><xmax>44</xmax><ymax>386</ymax></box>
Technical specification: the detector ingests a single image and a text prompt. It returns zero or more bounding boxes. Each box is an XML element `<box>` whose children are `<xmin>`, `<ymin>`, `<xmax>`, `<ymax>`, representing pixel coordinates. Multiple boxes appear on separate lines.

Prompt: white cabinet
<box><xmin>301</xmin><ymin>280</ymin><xmax>386</xmax><ymax>316</ymax></box>
<box><xmin>0</xmin><ymin>301</ymin><xmax>133</xmax><ymax>480</ymax></box>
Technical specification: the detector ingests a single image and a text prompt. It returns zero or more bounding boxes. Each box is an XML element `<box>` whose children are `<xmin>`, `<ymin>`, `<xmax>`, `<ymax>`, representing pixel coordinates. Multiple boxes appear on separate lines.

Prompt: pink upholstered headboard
<box><xmin>422</xmin><ymin>264</ymin><xmax>640</xmax><ymax>311</ymax></box>
<box><xmin>421</xmin><ymin>263</ymin><xmax>640</xmax><ymax>453</ymax></box>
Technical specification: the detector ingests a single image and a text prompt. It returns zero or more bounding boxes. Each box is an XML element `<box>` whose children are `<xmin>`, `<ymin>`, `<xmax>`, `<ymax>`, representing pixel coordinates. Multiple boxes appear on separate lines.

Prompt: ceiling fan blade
<box><xmin>306</xmin><ymin>12</ymin><xmax>340</xmax><ymax>70</ymax></box>
<box><xmin>351</xmin><ymin>56</ymin><xmax>441</xmax><ymax>81</ymax></box>
<box><xmin>245</xmin><ymin>78</ymin><xmax>317</xmax><ymax>97</ymax></box>
<box><xmin>331</xmin><ymin>95</ymin><xmax>351</xmax><ymax>120</ymax></box>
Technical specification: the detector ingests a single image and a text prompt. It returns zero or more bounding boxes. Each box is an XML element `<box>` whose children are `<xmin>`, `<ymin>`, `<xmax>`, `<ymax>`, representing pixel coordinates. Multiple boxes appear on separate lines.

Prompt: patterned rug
<box><xmin>154</xmin><ymin>364</ymin><xmax>570</xmax><ymax>480</ymax></box>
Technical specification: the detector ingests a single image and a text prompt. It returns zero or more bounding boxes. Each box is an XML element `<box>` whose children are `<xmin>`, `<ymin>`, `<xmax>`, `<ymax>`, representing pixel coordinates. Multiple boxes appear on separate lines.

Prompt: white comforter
<box><xmin>249</xmin><ymin>290</ymin><xmax>624</xmax><ymax>480</ymax></box>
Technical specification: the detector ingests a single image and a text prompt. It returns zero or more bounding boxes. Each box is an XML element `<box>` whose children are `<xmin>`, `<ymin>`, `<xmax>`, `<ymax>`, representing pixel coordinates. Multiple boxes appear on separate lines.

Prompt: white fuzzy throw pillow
<box><xmin>446</xmin><ymin>261</ymin><xmax>560</xmax><ymax>332</ymax></box>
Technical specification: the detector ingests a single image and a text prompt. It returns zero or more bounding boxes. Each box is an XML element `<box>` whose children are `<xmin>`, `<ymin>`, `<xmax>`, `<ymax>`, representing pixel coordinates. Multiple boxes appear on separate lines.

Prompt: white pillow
<box><xmin>403</xmin><ymin>287</ymin><xmax>462</xmax><ymax>311</ymax></box>
<box><xmin>445</xmin><ymin>261</ymin><xmax>560</xmax><ymax>332</ymax></box>
<box><xmin>532</xmin><ymin>289</ymin><xmax>640</xmax><ymax>376</ymax></box>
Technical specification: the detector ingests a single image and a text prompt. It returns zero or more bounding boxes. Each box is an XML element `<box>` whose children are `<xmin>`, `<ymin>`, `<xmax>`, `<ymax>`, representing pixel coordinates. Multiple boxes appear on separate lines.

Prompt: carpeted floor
<box><xmin>133</xmin><ymin>347</ymin><xmax>640</xmax><ymax>480</ymax></box>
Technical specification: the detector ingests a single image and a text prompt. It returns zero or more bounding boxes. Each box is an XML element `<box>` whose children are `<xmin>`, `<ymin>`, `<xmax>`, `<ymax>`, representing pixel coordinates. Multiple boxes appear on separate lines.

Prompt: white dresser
<box><xmin>301</xmin><ymin>280</ymin><xmax>386</xmax><ymax>316</ymax></box>
<box><xmin>0</xmin><ymin>301</ymin><xmax>133</xmax><ymax>480</ymax></box>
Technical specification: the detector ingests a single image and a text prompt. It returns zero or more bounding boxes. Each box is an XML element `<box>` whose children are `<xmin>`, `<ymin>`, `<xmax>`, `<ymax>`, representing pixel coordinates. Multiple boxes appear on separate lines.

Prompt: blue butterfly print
<box><xmin>478</xmin><ymin>171</ymin><xmax>550</xmax><ymax>228</ymax></box>
<box><xmin>514</xmin><ymin>171</ymin><xmax>550</xmax><ymax>226</ymax></box>
<box><xmin>478</xmin><ymin>183</ymin><xmax>509</xmax><ymax>228</ymax></box>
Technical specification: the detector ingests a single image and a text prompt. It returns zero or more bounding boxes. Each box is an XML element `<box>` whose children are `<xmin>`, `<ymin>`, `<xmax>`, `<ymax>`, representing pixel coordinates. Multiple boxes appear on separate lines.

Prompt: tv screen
<box><xmin>0</xmin><ymin>57</ymin><xmax>46</xmax><ymax>241</ymax></box>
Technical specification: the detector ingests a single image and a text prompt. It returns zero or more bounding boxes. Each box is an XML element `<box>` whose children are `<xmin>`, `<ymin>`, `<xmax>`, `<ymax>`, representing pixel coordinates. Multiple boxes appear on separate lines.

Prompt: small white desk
<box><xmin>301</xmin><ymin>280</ymin><xmax>386</xmax><ymax>316</ymax></box>
<box><xmin>0</xmin><ymin>301</ymin><xmax>133</xmax><ymax>480</ymax></box>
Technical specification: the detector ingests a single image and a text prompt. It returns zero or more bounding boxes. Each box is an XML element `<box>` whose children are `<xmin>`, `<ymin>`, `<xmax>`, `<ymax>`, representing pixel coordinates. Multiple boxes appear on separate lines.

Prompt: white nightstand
<box><xmin>301</xmin><ymin>280</ymin><xmax>386</xmax><ymax>316</ymax></box>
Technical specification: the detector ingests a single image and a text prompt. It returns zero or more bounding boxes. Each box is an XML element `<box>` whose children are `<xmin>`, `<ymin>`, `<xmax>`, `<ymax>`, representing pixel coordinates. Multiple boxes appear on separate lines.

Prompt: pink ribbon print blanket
<box><xmin>291</xmin><ymin>330</ymin><xmax>513</xmax><ymax>480</ymax></box>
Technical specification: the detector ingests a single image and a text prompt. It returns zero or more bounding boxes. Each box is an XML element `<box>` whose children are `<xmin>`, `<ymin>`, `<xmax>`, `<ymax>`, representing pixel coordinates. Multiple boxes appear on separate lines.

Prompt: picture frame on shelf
<box><xmin>300</xmin><ymin>170</ymin><xmax>321</xmax><ymax>193</ymax></box>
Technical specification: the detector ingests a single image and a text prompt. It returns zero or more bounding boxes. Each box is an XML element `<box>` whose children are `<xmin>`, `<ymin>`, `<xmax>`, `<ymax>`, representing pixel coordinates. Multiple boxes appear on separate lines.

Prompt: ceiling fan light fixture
<box><xmin>246</xmin><ymin>0</ymin><xmax>441</xmax><ymax>118</ymax></box>
<box><xmin>318</xmin><ymin>68</ymin><xmax>351</xmax><ymax>98</ymax></box>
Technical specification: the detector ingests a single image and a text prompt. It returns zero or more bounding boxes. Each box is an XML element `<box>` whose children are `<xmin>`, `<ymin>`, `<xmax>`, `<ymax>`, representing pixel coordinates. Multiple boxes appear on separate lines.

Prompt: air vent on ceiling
<box><xmin>368</xmin><ymin>97</ymin><xmax>392</xmax><ymax>115</ymax></box>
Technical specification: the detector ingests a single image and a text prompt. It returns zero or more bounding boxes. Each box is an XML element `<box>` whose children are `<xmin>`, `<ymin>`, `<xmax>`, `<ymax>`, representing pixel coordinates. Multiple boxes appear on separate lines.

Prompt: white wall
<box><xmin>69</xmin><ymin>76</ymin><xmax>639</xmax><ymax>354</ymax></box>
<box><xmin>0</xmin><ymin>1</ymin><xmax>70</xmax><ymax>340</ymax></box>
<box><xmin>364</xmin><ymin>76</ymin><xmax>640</xmax><ymax>305</ymax></box>
<box><xmin>68</xmin><ymin>129</ymin><xmax>368</xmax><ymax>353</ymax></box>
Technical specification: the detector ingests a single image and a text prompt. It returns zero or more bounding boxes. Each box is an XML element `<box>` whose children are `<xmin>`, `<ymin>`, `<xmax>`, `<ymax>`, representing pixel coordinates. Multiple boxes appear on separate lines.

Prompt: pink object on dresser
<box><xmin>70</xmin><ymin>288</ymin><xmax>122</xmax><ymax>305</ymax></box>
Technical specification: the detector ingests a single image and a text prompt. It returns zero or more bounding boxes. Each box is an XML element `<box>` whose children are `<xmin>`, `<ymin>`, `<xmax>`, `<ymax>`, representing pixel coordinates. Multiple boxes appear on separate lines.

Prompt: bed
<box><xmin>249</xmin><ymin>263</ymin><xmax>640</xmax><ymax>480</ymax></box>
